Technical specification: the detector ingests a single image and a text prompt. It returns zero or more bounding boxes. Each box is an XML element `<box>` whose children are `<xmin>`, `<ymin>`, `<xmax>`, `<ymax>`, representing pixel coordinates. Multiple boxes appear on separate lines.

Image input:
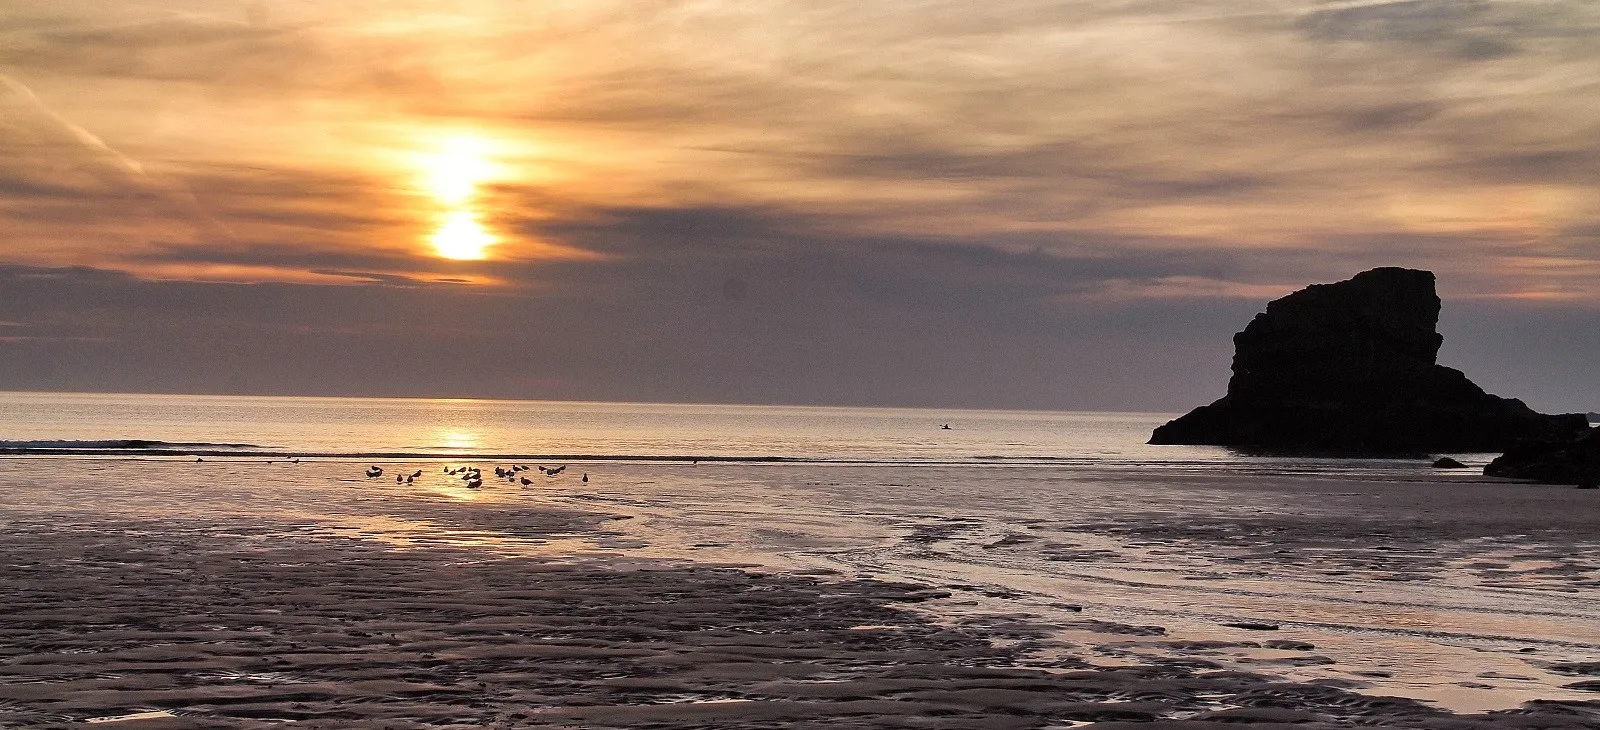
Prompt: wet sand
<box><xmin>586</xmin><ymin>463</ymin><xmax>1600</xmax><ymax>710</ymax></box>
<box><xmin>1</xmin><ymin>458</ymin><xmax>1598</xmax><ymax>727</ymax></box>
<box><xmin>2</xmin><ymin>515</ymin><xmax>1596</xmax><ymax>729</ymax></box>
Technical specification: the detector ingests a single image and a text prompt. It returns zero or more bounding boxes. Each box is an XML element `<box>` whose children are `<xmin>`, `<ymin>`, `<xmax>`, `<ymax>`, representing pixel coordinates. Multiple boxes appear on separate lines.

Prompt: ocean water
<box><xmin>0</xmin><ymin>391</ymin><xmax>1472</xmax><ymax>474</ymax></box>
<box><xmin>1</xmin><ymin>391</ymin><xmax>1596</xmax><ymax>714</ymax></box>
<box><xmin>0</xmin><ymin>391</ymin><xmax>1171</xmax><ymax>460</ymax></box>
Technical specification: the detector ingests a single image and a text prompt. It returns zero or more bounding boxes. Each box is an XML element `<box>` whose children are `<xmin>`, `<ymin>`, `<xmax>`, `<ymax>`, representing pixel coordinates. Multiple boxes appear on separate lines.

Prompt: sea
<box><xmin>1</xmin><ymin>391</ymin><xmax>1596</xmax><ymax>714</ymax></box>
<box><xmin>0</xmin><ymin>391</ymin><xmax>1475</xmax><ymax>473</ymax></box>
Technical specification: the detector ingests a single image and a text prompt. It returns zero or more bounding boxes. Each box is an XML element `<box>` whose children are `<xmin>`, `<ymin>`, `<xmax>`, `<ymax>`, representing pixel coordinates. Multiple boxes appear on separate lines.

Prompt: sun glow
<box><xmin>417</xmin><ymin>134</ymin><xmax>501</xmax><ymax>260</ymax></box>
<box><xmin>423</xmin><ymin>137</ymin><xmax>494</xmax><ymax>206</ymax></box>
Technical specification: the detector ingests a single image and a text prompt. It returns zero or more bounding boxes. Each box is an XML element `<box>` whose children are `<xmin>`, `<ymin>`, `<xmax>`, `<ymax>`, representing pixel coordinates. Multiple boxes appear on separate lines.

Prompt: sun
<box><xmin>431</xmin><ymin>210</ymin><xmax>496</xmax><ymax>261</ymax></box>
<box><xmin>416</xmin><ymin>134</ymin><xmax>501</xmax><ymax>260</ymax></box>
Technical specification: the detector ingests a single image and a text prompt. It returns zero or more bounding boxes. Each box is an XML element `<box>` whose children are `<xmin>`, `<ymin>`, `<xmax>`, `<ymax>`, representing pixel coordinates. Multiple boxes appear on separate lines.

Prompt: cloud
<box><xmin>1297</xmin><ymin>0</ymin><xmax>1488</xmax><ymax>43</ymax></box>
<box><xmin>0</xmin><ymin>11</ymin><xmax>318</xmax><ymax>85</ymax></box>
<box><xmin>0</xmin><ymin>256</ymin><xmax>1258</xmax><ymax>410</ymax></box>
<box><xmin>5</xmin><ymin>1</ymin><xmax>1597</xmax><ymax>261</ymax></box>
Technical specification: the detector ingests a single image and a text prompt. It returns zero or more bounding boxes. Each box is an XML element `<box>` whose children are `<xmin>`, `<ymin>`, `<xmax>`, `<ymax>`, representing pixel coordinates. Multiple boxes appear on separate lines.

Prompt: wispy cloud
<box><xmin>3</xmin><ymin>1</ymin><xmax>1596</xmax><ymax>297</ymax></box>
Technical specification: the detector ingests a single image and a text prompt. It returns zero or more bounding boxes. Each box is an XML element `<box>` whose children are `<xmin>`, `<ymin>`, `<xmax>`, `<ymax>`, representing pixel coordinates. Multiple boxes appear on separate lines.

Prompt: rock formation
<box><xmin>1149</xmin><ymin>268</ymin><xmax>1589</xmax><ymax>453</ymax></box>
<box><xmin>1484</xmin><ymin>429</ymin><xmax>1600</xmax><ymax>485</ymax></box>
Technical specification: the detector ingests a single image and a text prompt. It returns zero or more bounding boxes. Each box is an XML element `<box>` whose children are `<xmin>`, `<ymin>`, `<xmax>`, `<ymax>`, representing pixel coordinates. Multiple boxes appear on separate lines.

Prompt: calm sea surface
<box><xmin>0</xmin><ymin>391</ymin><xmax>1471</xmax><ymax>473</ymax></box>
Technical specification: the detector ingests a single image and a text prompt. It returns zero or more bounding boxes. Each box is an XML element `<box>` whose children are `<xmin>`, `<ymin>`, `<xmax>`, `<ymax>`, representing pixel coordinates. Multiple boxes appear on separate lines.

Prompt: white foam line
<box><xmin>84</xmin><ymin>710</ymin><xmax>176</xmax><ymax>724</ymax></box>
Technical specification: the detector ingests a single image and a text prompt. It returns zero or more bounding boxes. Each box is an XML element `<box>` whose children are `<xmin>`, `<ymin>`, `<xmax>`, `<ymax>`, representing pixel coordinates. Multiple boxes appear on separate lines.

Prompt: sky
<box><xmin>0</xmin><ymin>0</ymin><xmax>1597</xmax><ymax>412</ymax></box>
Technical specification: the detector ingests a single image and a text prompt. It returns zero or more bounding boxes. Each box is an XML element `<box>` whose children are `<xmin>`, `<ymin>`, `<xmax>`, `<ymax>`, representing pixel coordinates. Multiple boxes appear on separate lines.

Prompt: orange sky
<box><xmin>1</xmin><ymin>1</ymin><xmax>1598</xmax><ymax>408</ymax></box>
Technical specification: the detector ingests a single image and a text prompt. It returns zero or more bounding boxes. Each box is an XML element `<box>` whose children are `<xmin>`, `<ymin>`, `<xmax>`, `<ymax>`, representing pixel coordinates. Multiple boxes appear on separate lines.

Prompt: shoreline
<box><xmin>0</xmin><ymin>448</ymin><xmax>1163</xmax><ymax>465</ymax></box>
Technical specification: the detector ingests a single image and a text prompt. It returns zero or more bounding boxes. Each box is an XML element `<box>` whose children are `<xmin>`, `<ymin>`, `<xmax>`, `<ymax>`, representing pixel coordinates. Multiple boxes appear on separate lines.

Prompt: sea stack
<box><xmin>1149</xmin><ymin>267</ymin><xmax>1588</xmax><ymax>453</ymax></box>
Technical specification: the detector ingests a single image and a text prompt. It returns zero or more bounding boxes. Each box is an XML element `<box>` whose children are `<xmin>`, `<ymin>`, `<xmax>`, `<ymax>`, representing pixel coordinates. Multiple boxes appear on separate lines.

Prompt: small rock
<box><xmin>1224</xmin><ymin>621</ymin><xmax>1280</xmax><ymax>631</ymax></box>
<box><xmin>1432</xmin><ymin>457</ymin><xmax>1466</xmax><ymax>468</ymax></box>
<box><xmin>1485</xmin><ymin>428</ymin><xmax>1600</xmax><ymax>485</ymax></box>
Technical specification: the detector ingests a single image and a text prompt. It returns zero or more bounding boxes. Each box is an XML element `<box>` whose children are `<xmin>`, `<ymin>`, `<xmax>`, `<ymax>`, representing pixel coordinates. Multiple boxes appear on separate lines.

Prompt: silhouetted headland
<box><xmin>1150</xmin><ymin>267</ymin><xmax>1589</xmax><ymax>454</ymax></box>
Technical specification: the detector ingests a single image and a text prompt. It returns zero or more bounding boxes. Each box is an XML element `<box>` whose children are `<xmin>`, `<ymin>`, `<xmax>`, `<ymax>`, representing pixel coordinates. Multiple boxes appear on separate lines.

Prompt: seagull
<box><xmin>411</xmin><ymin>470</ymin><xmax>422</xmax><ymax>479</ymax></box>
<box><xmin>466</xmin><ymin>478</ymin><xmax>482</xmax><ymax>489</ymax></box>
<box><xmin>582</xmin><ymin>473</ymin><xmax>588</xmax><ymax>483</ymax></box>
<box><xmin>520</xmin><ymin>477</ymin><xmax>532</xmax><ymax>486</ymax></box>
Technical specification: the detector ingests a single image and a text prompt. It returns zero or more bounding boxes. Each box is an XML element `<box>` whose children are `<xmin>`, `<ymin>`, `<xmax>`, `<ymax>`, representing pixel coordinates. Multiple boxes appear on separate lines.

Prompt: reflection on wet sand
<box><xmin>568</xmin><ymin>464</ymin><xmax>1600</xmax><ymax>714</ymax></box>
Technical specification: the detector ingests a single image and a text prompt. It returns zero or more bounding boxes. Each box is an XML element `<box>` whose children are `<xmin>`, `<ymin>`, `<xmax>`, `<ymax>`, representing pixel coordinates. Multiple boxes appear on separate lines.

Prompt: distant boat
<box><xmin>940</xmin><ymin>423</ymin><xmax>951</xmax><ymax>430</ymax></box>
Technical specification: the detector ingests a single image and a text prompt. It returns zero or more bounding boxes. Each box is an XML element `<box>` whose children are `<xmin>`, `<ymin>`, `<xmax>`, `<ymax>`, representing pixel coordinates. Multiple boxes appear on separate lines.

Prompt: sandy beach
<box><xmin>1</xmin><ymin>455</ymin><xmax>1597</xmax><ymax>728</ymax></box>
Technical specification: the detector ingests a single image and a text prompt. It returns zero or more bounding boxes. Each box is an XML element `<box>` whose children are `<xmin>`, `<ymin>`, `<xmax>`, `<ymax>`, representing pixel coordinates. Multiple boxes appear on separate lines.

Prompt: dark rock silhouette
<box><xmin>1431</xmin><ymin>457</ymin><xmax>1466</xmax><ymax>469</ymax></box>
<box><xmin>1150</xmin><ymin>268</ymin><xmax>1588</xmax><ymax>453</ymax></box>
<box><xmin>1484</xmin><ymin>429</ymin><xmax>1600</xmax><ymax>485</ymax></box>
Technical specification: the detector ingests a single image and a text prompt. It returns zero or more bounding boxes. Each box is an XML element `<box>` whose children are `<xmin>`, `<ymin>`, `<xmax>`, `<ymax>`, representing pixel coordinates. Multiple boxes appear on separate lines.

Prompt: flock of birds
<box><xmin>363</xmin><ymin>463</ymin><xmax>587</xmax><ymax>489</ymax></box>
